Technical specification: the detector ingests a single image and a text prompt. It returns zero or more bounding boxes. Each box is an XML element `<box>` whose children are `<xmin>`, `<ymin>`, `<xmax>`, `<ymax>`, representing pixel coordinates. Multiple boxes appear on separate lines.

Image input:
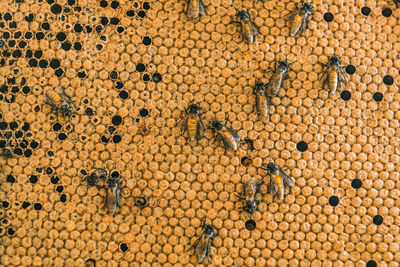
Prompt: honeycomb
<box><xmin>0</xmin><ymin>0</ymin><xmax>399</xmax><ymax>266</ymax></box>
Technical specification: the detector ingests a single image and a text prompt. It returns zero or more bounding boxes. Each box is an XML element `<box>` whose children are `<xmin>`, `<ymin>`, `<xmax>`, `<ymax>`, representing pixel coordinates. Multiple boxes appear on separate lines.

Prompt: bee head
<box><xmin>237</xmin><ymin>10</ymin><xmax>249</xmax><ymax>20</ymax></box>
<box><xmin>267</xmin><ymin>162</ymin><xmax>278</xmax><ymax>172</ymax></box>
<box><xmin>245</xmin><ymin>201</ymin><xmax>256</xmax><ymax>214</ymax></box>
<box><xmin>211</xmin><ymin>120</ymin><xmax>223</xmax><ymax>130</ymax></box>
<box><xmin>108</xmin><ymin>176</ymin><xmax>118</xmax><ymax>187</ymax></box>
<box><xmin>203</xmin><ymin>224</ymin><xmax>215</xmax><ymax>236</ymax></box>
<box><xmin>3</xmin><ymin>148</ymin><xmax>13</xmax><ymax>158</ymax></box>
<box><xmin>254</xmin><ymin>81</ymin><xmax>265</xmax><ymax>92</ymax></box>
<box><xmin>86</xmin><ymin>174</ymin><xmax>98</xmax><ymax>186</ymax></box>
<box><xmin>94</xmin><ymin>168</ymin><xmax>107</xmax><ymax>180</ymax></box>
<box><xmin>329</xmin><ymin>55</ymin><xmax>340</xmax><ymax>65</ymax></box>
<box><xmin>278</xmin><ymin>60</ymin><xmax>290</xmax><ymax>71</ymax></box>
<box><xmin>188</xmin><ymin>103</ymin><xmax>200</xmax><ymax>114</ymax></box>
<box><xmin>303</xmin><ymin>2</ymin><xmax>314</xmax><ymax>12</ymax></box>
<box><xmin>61</xmin><ymin>104</ymin><xmax>73</xmax><ymax>117</ymax></box>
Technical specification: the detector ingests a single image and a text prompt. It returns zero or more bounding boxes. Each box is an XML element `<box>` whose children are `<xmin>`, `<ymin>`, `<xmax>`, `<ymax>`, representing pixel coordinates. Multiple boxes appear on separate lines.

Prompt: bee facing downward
<box><xmin>186</xmin><ymin>0</ymin><xmax>206</xmax><ymax>21</ymax></box>
<box><xmin>85</xmin><ymin>168</ymin><xmax>107</xmax><ymax>187</ymax></box>
<box><xmin>262</xmin><ymin>162</ymin><xmax>295</xmax><ymax>200</ymax></box>
<box><xmin>320</xmin><ymin>55</ymin><xmax>348</xmax><ymax>94</ymax></box>
<box><xmin>266</xmin><ymin>60</ymin><xmax>291</xmax><ymax>98</ymax></box>
<box><xmin>46</xmin><ymin>89</ymin><xmax>73</xmax><ymax>117</ymax></box>
<box><xmin>289</xmin><ymin>1</ymin><xmax>313</xmax><ymax>37</ymax></box>
<box><xmin>104</xmin><ymin>176</ymin><xmax>121</xmax><ymax>215</ymax></box>
<box><xmin>178</xmin><ymin>103</ymin><xmax>205</xmax><ymax>143</ymax></box>
<box><xmin>211</xmin><ymin>119</ymin><xmax>241</xmax><ymax>151</ymax></box>
<box><xmin>236</xmin><ymin>177</ymin><xmax>262</xmax><ymax>215</ymax></box>
<box><xmin>254</xmin><ymin>81</ymin><xmax>270</xmax><ymax>119</ymax></box>
<box><xmin>232</xmin><ymin>10</ymin><xmax>259</xmax><ymax>43</ymax></box>
<box><xmin>187</xmin><ymin>218</ymin><xmax>216</xmax><ymax>264</ymax></box>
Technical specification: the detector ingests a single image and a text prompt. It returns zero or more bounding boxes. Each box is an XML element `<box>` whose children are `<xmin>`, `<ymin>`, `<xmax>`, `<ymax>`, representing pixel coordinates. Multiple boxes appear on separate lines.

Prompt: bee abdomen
<box><xmin>290</xmin><ymin>14</ymin><xmax>303</xmax><ymax>36</ymax></box>
<box><xmin>47</xmin><ymin>90</ymin><xmax>62</xmax><ymax>104</ymax></box>
<box><xmin>187</xmin><ymin>118</ymin><xmax>198</xmax><ymax>141</ymax></box>
<box><xmin>328</xmin><ymin>70</ymin><xmax>338</xmax><ymax>94</ymax></box>
<box><xmin>256</xmin><ymin>94</ymin><xmax>269</xmax><ymax>118</ymax></box>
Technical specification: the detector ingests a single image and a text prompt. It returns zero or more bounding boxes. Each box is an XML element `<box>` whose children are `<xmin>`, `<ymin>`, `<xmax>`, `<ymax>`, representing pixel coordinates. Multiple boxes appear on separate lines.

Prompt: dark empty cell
<box><xmin>116</xmin><ymin>26</ymin><xmax>124</xmax><ymax>34</ymax></box>
<box><xmin>47</xmin><ymin>151</ymin><xmax>54</xmax><ymax>156</ymax></box>
<box><xmin>340</xmin><ymin>90</ymin><xmax>351</xmax><ymax>101</ymax></box>
<box><xmin>11</xmin><ymin>86</ymin><xmax>19</xmax><ymax>93</ymax></box>
<box><xmin>12</xmin><ymin>50</ymin><xmax>22</xmax><ymax>58</ymax></box>
<box><xmin>34</xmin><ymin>105</ymin><xmax>40</xmax><ymax>112</ymax></box>
<box><xmin>115</xmin><ymin>81</ymin><xmax>124</xmax><ymax>89</ymax></box>
<box><xmin>68</xmin><ymin>0</ymin><xmax>76</xmax><ymax>5</ymax></box>
<box><xmin>5</xmin><ymin>95</ymin><xmax>15</xmax><ymax>103</ymax></box>
<box><xmin>366</xmin><ymin>261</ymin><xmax>377</xmax><ymax>267</ymax></box>
<box><xmin>112</xmin><ymin>135</ymin><xmax>122</xmax><ymax>143</ymax></box>
<box><xmin>29</xmin><ymin>175</ymin><xmax>38</xmax><ymax>183</ymax></box>
<box><xmin>6</xmin><ymin>174</ymin><xmax>15</xmax><ymax>183</ymax></box>
<box><xmin>111</xmin><ymin>1</ymin><xmax>120</xmax><ymax>9</ymax></box>
<box><xmin>120</xmin><ymin>243</ymin><xmax>128</xmax><ymax>252</ymax></box>
<box><xmin>373</xmin><ymin>215</ymin><xmax>383</xmax><ymax>225</ymax></box>
<box><xmin>383</xmin><ymin>75</ymin><xmax>393</xmax><ymax>85</ymax></box>
<box><xmin>2</xmin><ymin>201</ymin><xmax>9</xmax><ymax>208</ymax></box>
<box><xmin>86</xmin><ymin>259</ymin><xmax>96</xmax><ymax>266</ymax></box>
<box><xmin>101</xmin><ymin>135</ymin><xmax>110</xmax><ymax>143</ymax></box>
<box><xmin>28</xmin><ymin>59</ymin><xmax>38</xmax><ymax>67</ymax></box>
<box><xmin>345</xmin><ymin>64</ymin><xmax>356</xmax><ymax>75</ymax></box>
<box><xmin>110</xmin><ymin>17</ymin><xmax>120</xmax><ymax>25</ymax></box>
<box><xmin>136</xmin><ymin>63</ymin><xmax>146</xmax><ymax>72</ymax></box>
<box><xmin>22</xmin><ymin>86</ymin><xmax>30</xmax><ymax>94</ymax></box>
<box><xmin>22</xmin><ymin>202</ymin><xmax>31</xmax><ymax>209</ymax></box>
<box><xmin>74</xmin><ymin>42</ymin><xmax>82</xmax><ymax>50</ymax></box>
<box><xmin>56</xmin><ymin>32</ymin><xmax>66</xmax><ymax>41</ymax></box>
<box><xmin>110</xmin><ymin>71</ymin><xmax>119</xmax><ymax>79</ymax></box>
<box><xmin>74</xmin><ymin>7</ymin><xmax>82</xmax><ymax>12</ymax></box>
<box><xmin>3</xmin><ymin>219</ymin><xmax>8</xmax><ymax>224</ymax></box>
<box><xmin>25</xmin><ymin>50</ymin><xmax>32</xmax><ymax>58</ymax></box>
<box><xmin>4</xmin><ymin>13</ymin><xmax>12</xmax><ymax>21</ymax></box>
<box><xmin>4</xmin><ymin>131</ymin><xmax>12</xmax><ymax>139</ymax></box>
<box><xmin>142</xmin><ymin>2</ymin><xmax>150</xmax><ymax>10</ymax></box>
<box><xmin>134</xmin><ymin>2</ymin><xmax>139</xmax><ymax>8</ymax></box>
<box><xmin>77</xmin><ymin>71</ymin><xmax>86</xmax><ymax>78</ymax></box>
<box><xmin>60</xmin><ymin>194</ymin><xmax>67</xmax><ymax>203</ymax></box>
<box><xmin>142</xmin><ymin>36</ymin><xmax>152</xmax><ymax>46</ymax></box>
<box><xmin>53</xmin><ymin>123</ymin><xmax>62</xmax><ymax>131</ymax></box>
<box><xmin>36</xmin><ymin>168</ymin><xmax>43</xmax><ymax>173</ymax></box>
<box><xmin>9</xmin><ymin>22</ymin><xmax>18</xmax><ymax>29</ymax></box>
<box><xmin>153</xmin><ymin>73</ymin><xmax>162</xmax><ymax>82</ymax></box>
<box><xmin>46</xmin><ymin>167</ymin><xmax>54</xmax><ymax>175</ymax></box>
<box><xmin>373</xmin><ymin>92</ymin><xmax>383</xmax><ymax>102</ymax></box>
<box><xmin>351</xmin><ymin>179</ymin><xmax>362</xmax><ymax>189</ymax></box>
<box><xmin>39</xmin><ymin>60</ymin><xmax>48</xmax><ymax>68</ymax></box>
<box><xmin>56</xmin><ymin>186</ymin><xmax>64</xmax><ymax>193</ymax></box>
<box><xmin>0</xmin><ymin>140</ymin><xmax>6</xmax><ymax>147</ymax></box>
<box><xmin>20</xmin><ymin>141</ymin><xmax>27</xmax><ymax>149</ymax></box>
<box><xmin>15</xmin><ymin>131</ymin><xmax>23</xmax><ymax>138</ymax></box>
<box><xmin>34</xmin><ymin>203</ymin><xmax>42</xmax><ymax>210</ymax></box>
<box><xmin>361</xmin><ymin>7</ymin><xmax>371</xmax><ymax>16</ymax></box>
<box><xmin>136</xmin><ymin>118</ymin><xmax>140</xmax><ymax>123</ymax></box>
<box><xmin>9</xmin><ymin>121</ymin><xmax>18</xmax><ymax>130</ymax></box>
<box><xmin>0</xmin><ymin>85</ymin><xmax>7</xmax><ymax>93</ymax></box>
<box><xmin>142</xmin><ymin>73</ymin><xmax>150</xmax><ymax>81</ymax></box>
<box><xmin>108</xmin><ymin>126</ymin><xmax>116</xmax><ymax>134</ymax></box>
<box><xmin>100</xmin><ymin>17</ymin><xmax>109</xmax><ymax>26</ymax></box>
<box><xmin>96</xmin><ymin>25</ymin><xmax>104</xmax><ymax>33</ymax></box>
<box><xmin>138</xmin><ymin>11</ymin><xmax>146</xmax><ymax>18</ymax></box>
<box><xmin>0</xmin><ymin>40</ymin><xmax>4</xmax><ymax>48</ymax></box>
<box><xmin>8</xmin><ymin>40</ymin><xmax>16</xmax><ymax>47</ymax></box>
<box><xmin>85</xmin><ymin>108</ymin><xmax>94</xmax><ymax>116</ymax></box>
<box><xmin>126</xmin><ymin>10</ymin><xmax>135</xmax><ymax>17</ymax></box>
<box><xmin>74</xmin><ymin>24</ymin><xmax>83</xmax><ymax>32</ymax></box>
<box><xmin>25</xmin><ymin>32</ymin><xmax>33</xmax><ymax>39</ymax></box>
<box><xmin>112</xmin><ymin>115</ymin><xmax>122</xmax><ymax>126</ymax></box>
<box><xmin>245</xmin><ymin>219</ymin><xmax>256</xmax><ymax>231</ymax></box>
<box><xmin>85</xmin><ymin>26</ymin><xmax>92</xmax><ymax>33</ymax></box>
<box><xmin>111</xmin><ymin>171</ymin><xmax>120</xmax><ymax>178</ymax></box>
<box><xmin>7</xmin><ymin>77</ymin><xmax>15</xmax><ymax>84</ymax></box>
<box><xmin>139</xmin><ymin>108</ymin><xmax>149</xmax><ymax>117</ymax></box>
<box><xmin>296</xmin><ymin>141</ymin><xmax>308</xmax><ymax>152</ymax></box>
<box><xmin>14</xmin><ymin>32</ymin><xmax>22</xmax><ymax>39</ymax></box>
<box><xmin>329</xmin><ymin>196</ymin><xmax>339</xmax><ymax>206</ymax></box>
<box><xmin>51</xmin><ymin>4</ymin><xmax>62</xmax><ymax>14</ymax></box>
<box><xmin>7</xmin><ymin>228</ymin><xmax>15</xmax><ymax>235</ymax></box>
<box><xmin>30</xmin><ymin>140</ymin><xmax>39</xmax><ymax>149</ymax></box>
<box><xmin>47</xmin><ymin>0</ymin><xmax>55</xmax><ymax>4</ymax></box>
<box><xmin>21</xmin><ymin>122</ymin><xmax>30</xmax><ymax>131</ymax></box>
<box><xmin>25</xmin><ymin>14</ymin><xmax>34</xmax><ymax>22</ymax></box>
<box><xmin>80</xmin><ymin>169</ymin><xmax>87</xmax><ymax>176</ymax></box>
<box><xmin>58</xmin><ymin>133</ymin><xmax>67</xmax><ymax>140</ymax></box>
<box><xmin>20</xmin><ymin>77</ymin><xmax>26</xmax><ymax>86</ymax></box>
<box><xmin>96</xmin><ymin>44</ymin><xmax>103</xmax><ymax>50</ymax></box>
<box><xmin>36</xmin><ymin>32</ymin><xmax>45</xmax><ymax>40</ymax></box>
<box><xmin>55</xmin><ymin>68</ymin><xmax>64</xmax><ymax>77</ymax></box>
<box><xmin>119</xmin><ymin>90</ymin><xmax>129</xmax><ymax>99</ymax></box>
<box><xmin>50</xmin><ymin>59</ymin><xmax>60</xmax><ymax>69</ymax></box>
<box><xmin>3</xmin><ymin>32</ymin><xmax>10</xmax><ymax>39</ymax></box>
<box><xmin>61</xmin><ymin>42</ymin><xmax>71</xmax><ymax>51</ymax></box>
<box><xmin>100</xmin><ymin>0</ymin><xmax>108</xmax><ymax>7</ymax></box>
<box><xmin>41</xmin><ymin>22</ymin><xmax>50</xmax><ymax>30</ymax></box>
<box><xmin>241</xmin><ymin>156</ymin><xmax>252</xmax><ymax>167</ymax></box>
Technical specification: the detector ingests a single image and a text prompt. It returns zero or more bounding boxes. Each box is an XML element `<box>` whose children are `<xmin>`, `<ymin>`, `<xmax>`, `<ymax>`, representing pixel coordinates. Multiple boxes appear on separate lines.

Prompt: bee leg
<box><xmin>234</xmin><ymin>193</ymin><xmax>245</xmax><ymax>200</ymax></box>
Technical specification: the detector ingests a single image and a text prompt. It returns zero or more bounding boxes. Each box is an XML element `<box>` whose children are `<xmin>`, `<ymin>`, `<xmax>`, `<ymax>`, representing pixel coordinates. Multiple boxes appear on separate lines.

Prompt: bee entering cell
<box><xmin>240</xmin><ymin>157</ymin><xmax>252</xmax><ymax>167</ymax></box>
<box><xmin>85</xmin><ymin>258</ymin><xmax>96</xmax><ymax>267</ymax></box>
<box><xmin>245</xmin><ymin>219</ymin><xmax>256</xmax><ymax>231</ymax></box>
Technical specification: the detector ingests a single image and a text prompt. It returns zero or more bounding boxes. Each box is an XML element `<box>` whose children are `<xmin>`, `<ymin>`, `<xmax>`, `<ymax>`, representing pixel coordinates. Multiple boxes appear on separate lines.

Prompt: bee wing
<box><xmin>220</xmin><ymin>133</ymin><xmax>236</xmax><ymax>150</ymax></box>
<box><xmin>267</xmin><ymin>174</ymin><xmax>278</xmax><ymax>197</ymax></box>
<box><xmin>339</xmin><ymin>68</ymin><xmax>348</xmax><ymax>84</ymax></box>
<box><xmin>227</xmin><ymin>127</ymin><xmax>240</xmax><ymax>141</ymax></box>
<box><xmin>198</xmin><ymin>0</ymin><xmax>206</xmax><ymax>16</ymax></box>
<box><xmin>251</xmin><ymin>21</ymin><xmax>259</xmax><ymax>36</ymax></box>
<box><xmin>280</xmin><ymin>169</ymin><xmax>295</xmax><ymax>188</ymax></box>
<box><xmin>195</xmin><ymin>235</ymin><xmax>209</xmax><ymax>263</ymax></box>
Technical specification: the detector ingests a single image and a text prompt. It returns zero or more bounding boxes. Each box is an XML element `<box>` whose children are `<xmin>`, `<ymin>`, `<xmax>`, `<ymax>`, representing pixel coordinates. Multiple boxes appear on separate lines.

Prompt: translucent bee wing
<box><xmin>198</xmin><ymin>0</ymin><xmax>206</xmax><ymax>16</ymax></box>
<box><xmin>267</xmin><ymin>176</ymin><xmax>278</xmax><ymax>197</ymax></box>
<box><xmin>227</xmin><ymin>127</ymin><xmax>241</xmax><ymax>141</ymax></box>
<box><xmin>280</xmin><ymin>169</ymin><xmax>295</xmax><ymax>188</ymax></box>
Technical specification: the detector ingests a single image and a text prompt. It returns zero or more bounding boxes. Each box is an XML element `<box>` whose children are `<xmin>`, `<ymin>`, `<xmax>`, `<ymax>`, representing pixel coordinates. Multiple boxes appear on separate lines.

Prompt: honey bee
<box><xmin>254</xmin><ymin>81</ymin><xmax>270</xmax><ymax>118</ymax></box>
<box><xmin>262</xmin><ymin>162</ymin><xmax>295</xmax><ymax>200</ymax></box>
<box><xmin>178</xmin><ymin>103</ymin><xmax>205</xmax><ymax>142</ymax></box>
<box><xmin>236</xmin><ymin>177</ymin><xmax>261</xmax><ymax>215</ymax></box>
<box><xmin>320</xmin><ymin>55</ymin><xmax>348</xmax><ymax>94</ymax></box>
<box><xmin>266</xmin><ymin>60</ymin><xmax>291</xmax><ymax>98</ymax></box>
<box><xmin>85</xmin><ymin>168</ymin><xmax>107</xmax><ymax>187</ymax></box>
<box><xmin>186</xmin><ymin>0</ymin><xmax>206</xmax><ymax>21</ymax></box>
<box><xmin>394</xmin><ymin>0</ymin><xmax>400</xmax><ymax>8</ymax></box>
<box><xmin>289</xmin><ymin>1</ymin><xmax>313</xmax><ymax>37</ymax></box>
<box><xmin>104</xmin><ymin>176</ymin><xmax>121</xmax><ymax>215</ymax></box>
<box><xmin>46</xmin><ymin>89</ymin><xmax>73</xmax><ymax>117</ymax></box>
<box><xmin>211</xmin><ymin>119</ymin><xmax>241</xmax><ymax>151</ymax></box>
<box><xmin>187</xmin><ymin>218</ymin><xmax>216</xmax><ymax>264</ymax></box>
<box><xmin>232</xmin><ymin>10</ymin><xmax>259</xmax><ymax>43</ymax></box>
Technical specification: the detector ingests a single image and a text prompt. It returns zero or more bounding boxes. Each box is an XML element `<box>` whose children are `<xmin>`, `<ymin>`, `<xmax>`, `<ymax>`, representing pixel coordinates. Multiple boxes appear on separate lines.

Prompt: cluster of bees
<box><xmin>183</xmin><ymin>0</ymin><xmax>351</xmax><ymax>263</ymax></box>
